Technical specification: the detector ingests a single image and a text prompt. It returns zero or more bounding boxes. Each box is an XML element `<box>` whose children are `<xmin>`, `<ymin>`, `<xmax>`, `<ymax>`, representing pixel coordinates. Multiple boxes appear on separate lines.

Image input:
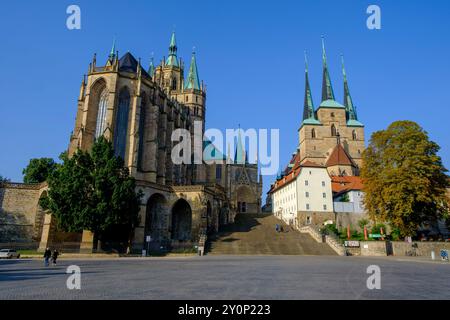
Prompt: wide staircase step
<box><xmin>207</xmin><ymin>213</ymin><xmax>337</xmax><ymax>255</ymax></box>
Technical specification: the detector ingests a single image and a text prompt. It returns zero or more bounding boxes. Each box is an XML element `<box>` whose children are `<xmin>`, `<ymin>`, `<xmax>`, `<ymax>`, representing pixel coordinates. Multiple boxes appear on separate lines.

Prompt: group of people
<box><xmin>43</xmin><ymin>248</ymin><xmax>59</xmax><ymax>267</ymax></box>
<box><xmin>275</xmin><ymin>224</ymin><xmax>284</xmax><ymax>233</ymax></box>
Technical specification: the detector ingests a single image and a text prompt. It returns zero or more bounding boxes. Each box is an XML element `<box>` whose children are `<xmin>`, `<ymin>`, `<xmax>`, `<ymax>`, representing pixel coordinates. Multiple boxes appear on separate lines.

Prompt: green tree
<box><xmin>358</xmin><ymin>218</ymin><xmax>369</xmax><ymax>230</ymax></box>
<box><xmin>23</xmin><ymin>158</ymin><xmax>58</xmax><ymax>183</ymax></box>
<box><xmin>0</xmin><ymin>175</ymin><xmax>10</xmax><ymax>184</ymax></box>
<box><xmin>40</xmin><ymin>137</ymin><xmax>142</xmax><ymax>249</ymax></box>
<box><xmin>361</xmin><ymin>120</ymin><xmax>449</xmax><ymax>237</ymax></box>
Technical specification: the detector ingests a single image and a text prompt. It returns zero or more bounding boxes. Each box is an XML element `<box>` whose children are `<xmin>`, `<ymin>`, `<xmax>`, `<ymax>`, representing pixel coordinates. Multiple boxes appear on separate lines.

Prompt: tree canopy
<box><xmin>40</xmin><ymin>137</ymin><xmax>142</xmax><ymax>241</ymax></box>
<box><xmin>23</xmin><ymin>158</ymin><xmax>58</xmax><ymax>183</ymax></box>
<box><xmin>361</xmin><ymin>120</ymin><xmax>449</xmax><ymax>237</ymax></box>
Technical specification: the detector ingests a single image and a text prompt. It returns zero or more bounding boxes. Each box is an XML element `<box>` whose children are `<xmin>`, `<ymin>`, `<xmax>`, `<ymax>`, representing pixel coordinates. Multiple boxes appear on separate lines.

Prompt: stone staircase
<box><xmin>206</xmin><ymin>213</ymin><xmax>337</xmax><ymax>255</ymax></box>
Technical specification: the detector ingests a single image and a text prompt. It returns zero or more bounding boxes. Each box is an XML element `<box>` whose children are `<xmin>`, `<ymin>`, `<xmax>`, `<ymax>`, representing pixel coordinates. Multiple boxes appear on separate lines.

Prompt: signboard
<box><xmin>146</xmin><ymin>236</ymin><xmax>151</xmax><ymax>242</ymax></box>
<box><xmin>369</xmin><ymin>234</ymin><xmax>383</xmax><ymax>238</ymax></box>
<box><xmin>344</xmin><ymin>241</ymin><xmax>360</xmax><ymax>247</ymax></box>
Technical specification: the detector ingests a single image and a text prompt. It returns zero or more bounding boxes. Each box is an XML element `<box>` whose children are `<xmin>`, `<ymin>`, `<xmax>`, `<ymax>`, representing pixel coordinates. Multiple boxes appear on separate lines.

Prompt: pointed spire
<box><xmin>165</xmin><ymin>32</ymin><xmax>179</xmax><ymax>67</ymax></box>
<box><xmin>235</xmin><ymin>126</ymin><xmax>245</xmax><ymax>164</ymax></box>
<box><xmin>303</xmin><ymin>51</ymin><xmax>315</xmax><ymax>120</ymax></box>
<box><xmin>321</xmin><ymin>36</ymin><xmax>335</xmax><ymax>102</ymax></box>
<box><xmin>148</xmin><ymin>53</ymin><xmax>155</xmax><ymax>77</ymax></box>
<box><xmin>342</xmin><ymin>55</ymin><xmax>357</xmax><ymax>120</ymax></box>
<box><xmin>184</xmin><ymin>49</ymin><xmax>201</xmax><ymax>90</ymax></box>
<box><xmin>109</xmin><ymin>37</ymin><xmax>116</xmax><ymax>62</ymax></box>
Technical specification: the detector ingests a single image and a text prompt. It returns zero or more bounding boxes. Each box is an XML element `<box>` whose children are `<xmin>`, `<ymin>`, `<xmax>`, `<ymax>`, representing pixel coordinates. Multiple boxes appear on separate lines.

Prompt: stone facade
<box><xmin>0</xmin><ymin>33</ymin><xmax>262</xmax><ymax>252</ymax></box>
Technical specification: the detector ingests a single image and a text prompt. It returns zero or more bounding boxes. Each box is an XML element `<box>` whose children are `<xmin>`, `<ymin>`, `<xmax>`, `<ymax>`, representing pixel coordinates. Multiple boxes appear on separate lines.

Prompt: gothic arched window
<box><xmin>311</xmin><ymin>128</ymin><xmax>316</xmax><ymax>139</ymax></box>
<box><xmin>95</xmin><ymin>89</ymin><xmax>109</xmax><ymax>138</ymax></box>
<box><xmin>137</xmin><ymin>94</ymin><xmax>147</xmax><ymax>171</ymax></box>
<box><xmin>352</xmin><ymin>130</ymin><xmax>357</xmax><ymax>141</ymax></box>
<box><xmin>331</xmin><ymin>124</ymin><xmax>337</xmax><ymax>136</ymax></box>
<box><xmin>113</xmin><ymin>88</ymin><xmax>131</xmax><ymax>160</ymax></box>
<box><xmin>172</xmin><ymin>78</ymin><xmax>177</xmax><ymax>90</ymax></box>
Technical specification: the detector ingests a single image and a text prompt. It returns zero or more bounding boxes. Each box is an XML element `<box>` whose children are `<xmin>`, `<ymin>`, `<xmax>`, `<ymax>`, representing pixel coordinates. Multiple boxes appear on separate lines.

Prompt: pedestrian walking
<box><xmin>43</xmin><ymin>247</ymin><xmax>51</xmax><ymax>267</ymax></box>
<box><xmin>51</xmin><ymin>249</ymin><xmax>59</xmax><ymax>266</ymax></box>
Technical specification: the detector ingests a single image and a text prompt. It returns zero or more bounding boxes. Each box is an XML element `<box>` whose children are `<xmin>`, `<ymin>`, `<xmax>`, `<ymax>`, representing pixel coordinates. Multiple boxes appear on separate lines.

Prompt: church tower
<box><xmin>298</xmin><ymin>38</ymin><xmax>365</xmax><ymax>176</ymax></box>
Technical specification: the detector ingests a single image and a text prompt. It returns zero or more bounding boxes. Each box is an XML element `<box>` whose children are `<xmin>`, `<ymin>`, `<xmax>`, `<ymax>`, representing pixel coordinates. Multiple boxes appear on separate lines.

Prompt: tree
<box><xmin>361</xmin><ymin>120</ymin><xmax>449</xmax><ymax>237</ymax></box>
<box><xmin>0</xmin><ymin>175</ymin><xmax>10</xmax><ymax>184</ymax></box>
<box><xmin>23</xmin><ymin>158</ymin><xmax>57</xmax><ymax>183</ymax></box>
<box><xmin>40</xmin><ymin>137</ymin><xmax>142</xmax><ymax>249</ymax></box>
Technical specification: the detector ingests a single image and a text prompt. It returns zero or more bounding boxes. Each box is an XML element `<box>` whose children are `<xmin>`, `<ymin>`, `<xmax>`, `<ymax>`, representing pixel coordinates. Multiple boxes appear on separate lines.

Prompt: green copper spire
<box><xmin>302</xmin><ymin>52</ymin><xmax>321</xmax><ymax>126</ymax></box>
<box><xmin>184</xmin><ymin>50</ymin><xmax>201</xmax><ymax>90</ymax></box>
<box><xmin>108</xmin><ymin>37</ymin><xmax>116</xmax><ymax>61</ymax></box>
<box><xmin>165</xmin><ymin>32</ymin><xmax>179</xmax><ymax>67</ymax></box>
<box><xmin>342</xmin><ymin>55</ymin><xmax>364</xmax><ymax>127</ymax></box>
<box><xmin>321</xmin><ymin>37</ymin><xmax>335</xmax><ymax>102</ymax></box>
<box><xmin>235</xmin><ymin>126</ymin><xmax>246</xmax><ymax>164</ymax></box>
<box><xmin>148</xmin><ymin>54</ymin><xmax>155</xmax><ymax>77</ymax></box>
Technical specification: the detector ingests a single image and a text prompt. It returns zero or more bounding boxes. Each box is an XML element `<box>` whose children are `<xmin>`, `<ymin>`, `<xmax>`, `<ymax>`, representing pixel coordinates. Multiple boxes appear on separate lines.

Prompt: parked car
<box><xmin>0</xmin><ymin>249</ymin><xmax>20</xmax><ymax>259</ymax></box>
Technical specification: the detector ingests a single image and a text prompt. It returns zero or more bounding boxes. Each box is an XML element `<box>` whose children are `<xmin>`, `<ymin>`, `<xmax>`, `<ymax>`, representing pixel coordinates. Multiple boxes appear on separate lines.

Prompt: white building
<box><xmin>271</xmin><ymin>161</ymin><xmax>334</xmax><ymax>227</ymax></box>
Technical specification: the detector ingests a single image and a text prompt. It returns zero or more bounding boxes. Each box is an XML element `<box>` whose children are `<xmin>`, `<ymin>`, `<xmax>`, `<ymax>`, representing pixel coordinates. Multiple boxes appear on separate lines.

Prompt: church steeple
<box><xmin>165</xmin><ymin>32</ymin><xmax>179</xmax><ymax>67</ymax></box>
<box><xmin>321</xmin><ymin>37</ymin><xmax>335</xmax><ymax>102</ymax></box>
<box><xmin>302</xmin><ymin>52</ymin><xmax>321</xmax><ymax>126</ymax></box>
<box><xmin>108</xmin><ymin>38</ymin><xmax>116</xmax><ymax>63</ymax></box>
<box><xmin>148</xmin><ymin>54</ymin><xmax>155</xmax><ymax>77</ymax></box>
<box><xmin>184</xmin><ymin>50</ymin><xmax>201</xmax><ymax>90</ymax></box>
<box><xmin>342</xmin><ymin>55</ymin><xmax>364</xmax><ymax>127</ymax></box>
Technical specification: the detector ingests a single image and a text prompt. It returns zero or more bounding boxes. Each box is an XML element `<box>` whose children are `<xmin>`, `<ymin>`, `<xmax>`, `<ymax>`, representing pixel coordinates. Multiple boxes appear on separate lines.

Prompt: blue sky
<box><xmin>0</xmin><ymin>1</ymin><xmax>449</xmax><ymax>200</ymax></box>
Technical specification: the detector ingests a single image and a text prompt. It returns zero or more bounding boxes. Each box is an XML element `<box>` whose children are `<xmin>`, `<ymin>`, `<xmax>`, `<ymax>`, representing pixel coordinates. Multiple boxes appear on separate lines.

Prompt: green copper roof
<box><xmin>108</xmin><ymin>37</ymin><xmax>116</xmax><ymax>61</ymax></box>
<box><xmin>321</xmin><ymin>37</ymin><xmax>335</xmax><ymax>102</ymax></box>
<box><xmin>184</xmin><ymin>51</ymin><xmax>201</xmax><ymax>90</ymax></box>
<box><xmin>203</xmin><ymin>139</ymin><xmax>226</xmax><ymax>161</ymax></box>
<box><xmin>319</xmin><ymin>99</ymin><xmax>345</xmax><ymax>108</ymax></box>
<box><xmin>347</xmin><ymin>119</ymin><xmax>364</xmax><ymax>127</ymax></box>
<box><xmin>302</xmin><ymin>52</ymin><xmax>321</xmax><ymax>127</ymax></box>
<box><xmin>342</xmin><ymin>56</ymin><xmax>363</xmax><ymax>125</ymax></box>
<box><xmin>234</xmin><ymin>128</ymin><xmax>246</xmax><ymax>164</ymax></box>
<box><xmin>148</xmin><ymin>56</ymin><xmax>155</xmax><ymax>77</ymax></box>
<box><xmin>165</xmin><ymin>32</ymin><xmax>179</xmax><ymax>67</ymax></box>
<box><xmin>302</xmin><ymin>118</ymin><xmax>322</xmax><ymax>125</ymax></box>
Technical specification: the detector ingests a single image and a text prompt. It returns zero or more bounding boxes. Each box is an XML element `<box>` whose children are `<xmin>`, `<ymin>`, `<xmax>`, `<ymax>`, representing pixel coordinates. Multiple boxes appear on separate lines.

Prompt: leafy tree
<box><xmin>340</xmin><ymin>193</ymin><xmax>350</xmax><ymax>202</ymax></box>
<box><xmin>40</xmin><ymin>137</ymin><xmax>142</xmax><ymax>249</ymax></box>
<box><xmin>23</xmin><ymin>158</ymin><xmax>58</xmax><ymax>183</ymax></box>
<box><xmin>358</xmin><ymin>218</ymin><xmax>370</xmax><ymax>230</ymax></box>
<box><xmin>0</xmin><ymin>175</ymin><xmax>10</xmax><ymax>184</ymax></box>
<box><xmin>361</xmin><ymin>120</ymin><xmax>449</xmax><ymax>237</ymax></box>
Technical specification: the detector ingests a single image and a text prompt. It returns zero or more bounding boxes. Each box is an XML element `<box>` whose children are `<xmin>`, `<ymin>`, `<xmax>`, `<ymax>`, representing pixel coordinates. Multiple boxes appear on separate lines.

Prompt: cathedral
<box><xmin>0</xmin><ymin>32</ymin><xmax>262</xmax><ymax>252</ymax></box>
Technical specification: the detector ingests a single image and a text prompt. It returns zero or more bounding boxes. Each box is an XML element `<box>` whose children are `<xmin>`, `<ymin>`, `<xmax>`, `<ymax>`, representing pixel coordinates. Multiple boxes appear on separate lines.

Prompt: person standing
<box><xmin>51</xmin><ymin>249</ymin><xmax>59</xmax><ymax>266</ymax></box>
<box><xmin>43</xmin><ymin>248</ymin><xmax>51</xmax><ymax>267</ymax></box>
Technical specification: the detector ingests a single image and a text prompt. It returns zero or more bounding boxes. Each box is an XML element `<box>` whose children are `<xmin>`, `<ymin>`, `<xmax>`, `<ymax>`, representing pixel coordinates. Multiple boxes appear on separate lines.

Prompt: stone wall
<box><xmin>347</xmin><ymin>241</ymin><xmax>450</xmax><ymax>257</ymax></box>
<box><xmin>0</xmin><ymin>183</ymin><xmax>46</xmax><ymax>242</ymax></box>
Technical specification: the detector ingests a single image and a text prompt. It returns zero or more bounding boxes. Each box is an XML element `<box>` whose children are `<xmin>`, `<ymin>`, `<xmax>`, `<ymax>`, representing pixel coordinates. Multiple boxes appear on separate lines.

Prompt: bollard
<box><xmin>431</xmin><ymin>251</ymin><xmax>435</xmax><ymax>260</ymax></box>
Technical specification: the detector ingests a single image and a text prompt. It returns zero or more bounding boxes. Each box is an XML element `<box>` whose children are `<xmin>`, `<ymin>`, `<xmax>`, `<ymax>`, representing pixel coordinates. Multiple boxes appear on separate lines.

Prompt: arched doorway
<box><xmin>171</xmin><ymin>199</ymin><xmax>192</xmax><ymax>241</ymax></box>
<box><xmin>144</xmin><ymin>193</ymin><xmax>167</xmax><ymax>243</ymax></box>
<box><xmin>236</xmin><ymin>185</ymin><xmax>255</xmax><ymax>213</ymax></box>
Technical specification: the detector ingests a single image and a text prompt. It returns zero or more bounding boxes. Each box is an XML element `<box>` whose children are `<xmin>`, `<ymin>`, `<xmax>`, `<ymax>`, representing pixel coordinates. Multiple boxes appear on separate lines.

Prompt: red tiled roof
<box><xmin>326</xmin><ymin>144</ymin><xmax>355</xmax><ymax>167</ymax></box>
<box><xmin>331</xmin><ymin>176</ymin><xmax>363</xmax><ymax>194</ymax></box>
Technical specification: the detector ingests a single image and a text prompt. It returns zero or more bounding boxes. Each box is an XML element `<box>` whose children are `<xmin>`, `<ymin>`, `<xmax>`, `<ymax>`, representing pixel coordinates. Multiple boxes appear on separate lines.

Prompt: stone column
<box><xmin>157</xmin><ymin>112</ymin><xmax>167</xmax><ymax>184</ymax></box>
<box><xmin>38</xmin><ymin>214</ymin><xmax>55</xmax><ymax>252</ymax></box>
<box><xmin>132</xmin><ymin>203</ymin><xmax>147</xmax><ymax>252</ymax></box>
<box><xmin>127</xmin><ymin>94</ymin><xmax>141</xmax><ymax>176</ymax></box>
<box><xmin>165</xmin><ymin>115</ymin><xmax>174</xmax><ymax>186</ymax></box>
<box><xmin>79</xmin><ymin>230</ymin><xmax>95</xmax><ymax>253</ymax></box>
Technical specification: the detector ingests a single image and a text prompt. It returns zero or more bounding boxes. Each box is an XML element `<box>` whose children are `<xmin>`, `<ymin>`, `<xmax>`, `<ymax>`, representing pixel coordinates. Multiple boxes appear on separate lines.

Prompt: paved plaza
<box><xmin>0</xmin><ymin>255</ymin><xmax>449</xmax><ymax>300</ymax></box>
